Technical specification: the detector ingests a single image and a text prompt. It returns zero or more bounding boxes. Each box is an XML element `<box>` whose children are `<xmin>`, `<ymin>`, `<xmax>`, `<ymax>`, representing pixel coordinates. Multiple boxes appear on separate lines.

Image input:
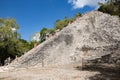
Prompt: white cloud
<box><xmin>31</xmin><ymin>32</ymin><xmax>40</xmax><ymax>42</ymax></box>
<box><xmin>68</xmin><ymin>0</ymin><xmax>106</xmax><ymax>9</ymax></box>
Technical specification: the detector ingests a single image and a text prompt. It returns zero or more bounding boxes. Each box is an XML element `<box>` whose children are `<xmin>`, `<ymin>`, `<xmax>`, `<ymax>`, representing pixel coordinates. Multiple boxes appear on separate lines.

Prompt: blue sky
<box><xmin>0</xmin><ymin>0</ymin><xmax>104</xmax><ymax>41</ymax></box>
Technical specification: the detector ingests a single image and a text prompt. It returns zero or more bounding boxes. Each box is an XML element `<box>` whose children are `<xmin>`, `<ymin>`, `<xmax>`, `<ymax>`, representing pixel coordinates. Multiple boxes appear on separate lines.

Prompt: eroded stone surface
<box><xmin>9</xmin><ymin>11</ymin><xmax>120</xmax><ymax>68</ymax></box>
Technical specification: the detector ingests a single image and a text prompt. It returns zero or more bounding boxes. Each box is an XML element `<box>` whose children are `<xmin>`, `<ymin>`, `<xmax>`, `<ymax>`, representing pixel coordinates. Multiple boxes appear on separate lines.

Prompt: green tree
<box><xmin>75</xmin><ymin>12</ymin><xmax>82</xmax><ymax>18</ymax></box>
<box><xmin>28</xmin><ymin>41</ymin><xmax>36</xmax><ymax>49</ymax></box>
<box><xmin>40</xmin><ymin>28</ymin><xmax>48</xmax><ymax>42</ymax></box>
<box><xmin>19</xmin><ymin>39</ymin><xmax>31</xmax><ymax>53</ymax></box>
<box><xmin>0</xmin><ymin>18</ymin><xmax>29</xmax><ymax>65</ymax></box>
<box><xmin>48</xmin><ymin>28</ymin><xmax>55</xmax><ymax>34</ymax></box>
<box><xmin>98</xmin><ymin>0</ymin><xmax>120</xmax><ymax>17</ymax></box>
<box><xmin>55</xmin><ymin>17</ymin><xmax>69</xmax><ymax>30</ymax></box>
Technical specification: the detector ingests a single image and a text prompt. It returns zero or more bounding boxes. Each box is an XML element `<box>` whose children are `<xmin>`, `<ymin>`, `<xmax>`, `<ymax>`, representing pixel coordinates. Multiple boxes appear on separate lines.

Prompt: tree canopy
<box><xmin>98</xmin><ymin>0</ymin><xmax>120</xmax><ymax>17</ymax></box>
<box><xmin>0</xmin><ymin>18</ymin><xmax>30</xmax><ymax>65</ymax></box>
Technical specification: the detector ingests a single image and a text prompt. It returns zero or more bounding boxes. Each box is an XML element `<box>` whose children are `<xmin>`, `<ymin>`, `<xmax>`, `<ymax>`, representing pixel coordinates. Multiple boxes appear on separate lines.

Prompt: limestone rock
<box><xmin>9</xmin><ymin>11</ymin><xmax>120</xmax><ymax>68</ymax></box>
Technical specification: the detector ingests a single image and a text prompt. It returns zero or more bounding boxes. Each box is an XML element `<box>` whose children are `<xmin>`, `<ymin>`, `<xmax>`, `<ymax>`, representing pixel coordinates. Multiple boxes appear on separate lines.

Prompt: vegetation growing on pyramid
<box><xmin>98</xmin><ymin>0</ymin><xmax>120</xmax><ymax>17</ymax></box>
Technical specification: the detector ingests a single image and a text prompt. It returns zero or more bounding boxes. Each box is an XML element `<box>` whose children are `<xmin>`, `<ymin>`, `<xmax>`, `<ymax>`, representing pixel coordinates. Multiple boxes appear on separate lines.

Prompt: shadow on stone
<box><xmin>75</xmin><ymin>63</ymin><xmax>120</xmax><ymax>80</ymax></box>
